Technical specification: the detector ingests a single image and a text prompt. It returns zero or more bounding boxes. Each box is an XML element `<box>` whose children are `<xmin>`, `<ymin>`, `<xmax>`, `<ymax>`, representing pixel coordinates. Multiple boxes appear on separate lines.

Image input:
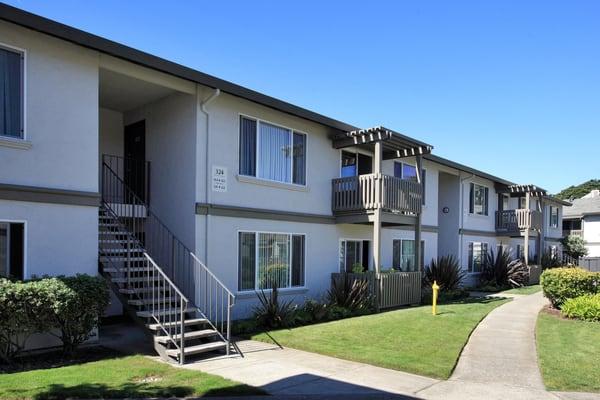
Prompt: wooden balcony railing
<box><xmin>563</xmin><ymin>229</ymin><xmax>583</xmax><ymax>237</ymax></box>
<box><xmin>331</xmin><ymin>173</ymin><xmax>422</xmax><ymax>214</ymax></box>
<box><xmin>495</xmin><ymin>209</ymin><xmax>542</xmax><ymax>233</ymax></box>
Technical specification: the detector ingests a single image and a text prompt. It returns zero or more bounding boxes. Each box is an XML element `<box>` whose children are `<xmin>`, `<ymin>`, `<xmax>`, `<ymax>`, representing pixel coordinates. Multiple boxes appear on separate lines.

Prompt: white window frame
<box><xmin>237</xmin><ymin>230</ymin><xmax>306</xmax><ymax>292</ymax></box>
<box><xmin>392</xmin><ymin>238</ymin><xmax>424</xmax><ymax>271</ymax></box>
<box><xmin>0</xmin><ymin>42</ymin><xmax>28</xmax><ymax>147</ymax></box>
<box><xmin>339</xmin><ymin>238</ymin><xmax>370</xmax><ymax>272</ymax></box>
<box><xmin>238</xmin><ymin>114</ymin><xmax>308</xmax><ymax>187</ymax></box>
<box><xmin>468</xmin><ymin>241</ymin><xmax>488</xmax><ymax>274</ymax></box>
<box><xmin>0</xmin><ymin>219</ymin><xmax>27</xmax><ymax>279</ymax></box>
<box><xmin>549</xmin><ymin>206</ymin><xmax>559</xmax><ymax>228</ymax></box>
<box><xmin>470</xmin><ymin>183</ymin><xmax>488</xmax><ymax>216</ymax></box>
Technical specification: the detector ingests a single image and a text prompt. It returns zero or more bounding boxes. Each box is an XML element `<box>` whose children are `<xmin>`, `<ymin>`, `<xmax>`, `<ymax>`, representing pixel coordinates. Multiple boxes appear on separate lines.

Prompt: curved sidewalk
<box><xmin>419</xmin><ymin>292</ymin><xmax>560</xmax><ymax>400</ymax></box>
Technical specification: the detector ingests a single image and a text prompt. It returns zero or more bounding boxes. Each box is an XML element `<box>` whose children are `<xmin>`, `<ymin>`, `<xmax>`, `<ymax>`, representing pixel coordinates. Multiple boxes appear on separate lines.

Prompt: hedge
<box><xmin>561</xmin><ymin>294</ymin><xmax>600</xmax><ymax>322</ymax></box>
<box><xmin>0</xmin><ymin>275</ymin><xmax>109</xmax><ymax>363</ymax></box>
<box><xmin>540</xmin><ymin>268</ymin><xmax>600</xmax><ymax>308</ymax></box>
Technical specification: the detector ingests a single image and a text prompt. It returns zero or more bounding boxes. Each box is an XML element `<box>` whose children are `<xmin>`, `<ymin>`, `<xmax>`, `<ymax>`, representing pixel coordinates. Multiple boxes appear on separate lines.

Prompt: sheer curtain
<box><xmin>0</xmin><ymin>48</ymin><xmax>21</xmax><ymax>138</ymax></box>
<box><xmin>258</xmin><ymin>233</ymin><xmax>290</xmax><ymax>289</ymax></box>
<box><xmin>259</xmin><ymin>122</ymin><xmax>291</xmax><ymax>182</ymax></box>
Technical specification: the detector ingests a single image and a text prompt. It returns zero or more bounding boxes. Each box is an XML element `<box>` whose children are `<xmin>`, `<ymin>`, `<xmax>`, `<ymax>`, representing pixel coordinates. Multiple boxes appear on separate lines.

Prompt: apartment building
<box><xmin>563</xmin><ymin>190</ymin><xmax>600</xmax><ymax>257</ymax></box>
<box><xmin>0</xmin><ymin>4</ymin><xmax>566</xmax><ymax>361</ymax></box>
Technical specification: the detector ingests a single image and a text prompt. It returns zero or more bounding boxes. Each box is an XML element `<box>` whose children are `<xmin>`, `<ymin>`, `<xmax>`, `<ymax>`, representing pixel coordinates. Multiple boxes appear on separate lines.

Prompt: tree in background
<box><xmin>555</xmin><ymin>179</ymin><xmax>600</xmax><ymax>200</ymax></box>
<box><xmin>561</xmin><ymin>234</ymin><xmax>588</xmax><ymax>259</ymax></box>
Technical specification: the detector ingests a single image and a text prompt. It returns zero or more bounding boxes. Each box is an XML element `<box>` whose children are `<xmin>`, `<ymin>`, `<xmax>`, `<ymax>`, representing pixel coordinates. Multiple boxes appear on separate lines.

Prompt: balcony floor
<box><xmin>334</xmin><ymin>209</ymin><xmax>418</xmax><ymax>226</ymax></box>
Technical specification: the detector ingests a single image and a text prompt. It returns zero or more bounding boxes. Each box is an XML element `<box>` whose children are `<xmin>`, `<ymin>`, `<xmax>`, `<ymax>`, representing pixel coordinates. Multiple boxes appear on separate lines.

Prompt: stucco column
<box><xmin>524</xmin><ymin>192</ymin><xmax>530</xmax><ymax>265</ymax></box>
<box><xmin>415</xmin><ymin>155</ymin><xmax>423</xmax><ymax>271</ymax></box>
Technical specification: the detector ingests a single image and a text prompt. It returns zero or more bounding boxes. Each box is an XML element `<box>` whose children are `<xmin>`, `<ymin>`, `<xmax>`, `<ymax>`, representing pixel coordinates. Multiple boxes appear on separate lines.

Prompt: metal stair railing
<box><xmin>100</xmin><ymin>158</ymin><xmax>235</xmax><ymax>356</ymax></box>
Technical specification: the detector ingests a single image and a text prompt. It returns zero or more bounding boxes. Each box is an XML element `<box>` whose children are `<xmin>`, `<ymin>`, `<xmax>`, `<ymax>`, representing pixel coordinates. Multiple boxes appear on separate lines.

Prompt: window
<box><xmin>516</xmin><ymin>244</ymin><xmax>524</xmax><ymax>260</ymax></box>
<box><xmin>394</xmin><ymin>162</ymin><xmax>426</xmax><ymax>204</ymax></box>
<box><xmin>469</xmin><ymin>183</ymin><xmax>489</xmax><ymax>215</ymax></box>
<box><xmin>392</xmin><ymin>239</ymin><xmax>425</xmax><ymax>271</ymax></box>
<box><xmin>468</xmin><ymin>242</ymin><xmax>488</xmax><ymax>273</ymax></box>
<box><xmin>339</xmin><ymin>240</ymin><xmax>369</xmax><ymax>272</ymax></box>
<box><xmin>239</xmin><ymin>116</ymin><xmax>306</xmax><ymax>185</ymax></box>
<box><xmin>498</xmin><ymin>194</ymin><xmax>509</xmax><ymax>211</ymax></box>
<box><xmin>238</xmin><ymin>231</ymin><xmax>305</xmax><ymax>291</ymax></box>
<box><xmin>0</xmin><ymin>45</ymin><xmax>24</xmax><ymax>139</ymax></box>
<box><xmin>0</xmin><ymin>222</ymin><xmax>24</xmax><ymax>280</ymax></box>
<box><xmin>341</xmin><ymin>151</ymin><xmax>372</xmax><ymax>177</ymax></box>
<box><xmin>519</xmin><ymin>197</ymin><xmax>527</xmax><ymax>209</ymax></box>
<box><xmin>549</xmin><ymin>206</ymin><xmax>559</xmax><ymax>228</ymax></box>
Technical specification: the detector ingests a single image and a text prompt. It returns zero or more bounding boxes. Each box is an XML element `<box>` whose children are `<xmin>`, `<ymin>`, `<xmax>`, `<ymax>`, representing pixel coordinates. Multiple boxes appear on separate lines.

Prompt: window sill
<box><xmin>0</xmin><ymin>136</ymin><xmax>31</xmax><ymax>150</ymax></box>
<box><xmin>236</xmin><ymin>286</ymin><xmax>309</xmax><ymax>299</ymax></box>
<box><xmin>236</xmin><ymin>175</ymin><xmax>309</xmax><ymax>192</ymax></box>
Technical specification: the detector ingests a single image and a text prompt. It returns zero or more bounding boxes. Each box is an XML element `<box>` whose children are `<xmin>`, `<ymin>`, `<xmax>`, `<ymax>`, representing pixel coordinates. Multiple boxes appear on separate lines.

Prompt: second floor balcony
<box><xmin>495</xmin><ymin>209</ymin><xmax>542</xmax><ymax>235</ymax></box>
<box><xmin>332</xmin><ymin>173</ymin><xmax>423</xmax><ymax>216</ymax></box>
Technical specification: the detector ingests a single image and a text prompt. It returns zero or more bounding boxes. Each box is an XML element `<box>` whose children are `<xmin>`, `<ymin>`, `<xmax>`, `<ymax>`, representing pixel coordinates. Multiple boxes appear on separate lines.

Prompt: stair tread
<box><xmin>101</xmin><ymin>256</ymin><xmax>147</xmax><ymax>262</ymax></box>
<box><xmin>120</xmin><ymin>287</ymin><xmax>171</xmax><ymax>294</ymax></box>
<box><xmin>166</xmin><ymin>341</ymin><xmax>226</xmax><ymax>357</ymax></box>
<box><xmin>155</xmin><ymin>329</ymin><xmax>218</xmax><ymax>343</ymax></box>
<box><xmin>104</xmin><ymin>267</ymin><xmax>152</xmax><ymax>273</ymax></box>
<box><xmin>112</xmin><ymin>276</ymin><xmax>161</xmax><ymax>283</ymax></box>
<box><xmin>128</xmin><ymin>297</ymin><xmax>178</xmax><ymax>305</ymax></box>
<box><xmin>136</xmin><ymin>308</ymin><xmax>189</xmax><ymax>318</ymax></box>
<box><xmin>101</xmin><ymin>248</ymin><xmax>144</xmax><ymax>253</ymax></box>
<box><xmin>147</xmin><ymin>318</ymin><xmax>207</xmax><ymax>330</ymax></box>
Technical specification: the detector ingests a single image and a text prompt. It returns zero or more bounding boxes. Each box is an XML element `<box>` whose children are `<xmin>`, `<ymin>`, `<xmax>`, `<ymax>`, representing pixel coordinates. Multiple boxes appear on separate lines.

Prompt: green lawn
<box><xmin>251</xmin><ymin>298</ymin><xmax>508</xmax><ymax>379</ymax></box>
<box><xmin>501</xmin><ymin>284</ymin><xmax>541</xmax><ymax>295</ymax></box>
<box><xmin>537</xmin><ymin>312</ymin><xmax>600</xmax><ymax>392</ymax></box>
<box><xmin>0</xmin><ymin>354</ymin><xmax>263</xmax><ymax>399</ymax></box>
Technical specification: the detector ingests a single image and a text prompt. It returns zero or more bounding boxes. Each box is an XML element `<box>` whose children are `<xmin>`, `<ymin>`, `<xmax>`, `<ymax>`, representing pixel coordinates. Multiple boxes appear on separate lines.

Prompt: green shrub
<box><xmin>0</xmin><ymin>275</ymin><xmax>108</xmax><ymax>361</ymax></box>
<box><xmin>422</xmin><ymin>255</ymin><xmax>465</xmax><ymax>291</ymax></box>
<box><xmin>541</xmin><ymin>268</ymin><xmax>600</xmax><ymax>308</ymax></box>
<box><xmin>351</xmin><ymin>263</ymin><xmax>364</xmax><ymax>274</ymax></box>
<box><xmin>328</xmin><ymin>275</ymin><xmax>373</xmax><ymax>312</ymax></box>
<box><xmin>562</xmin><ymin>235</ymin><xmax>588</xmax><ymax>259</ymax></box>
<box><xmin>301</xmin><ymin>299</ymin><xmax>329</xmax><ymax>322</ymax></box>
<box><xmin>253</xmin><ymin>283</ymin><xmax>297</xmax><ymax>329</ymax></box>
<box><xmin>562</xmin><ymin>294</ymin><xmax>600</xmax><ymax>322</ymax></box>
<box><xmin>480</xmin><ymin>250</ymin><xmax>529</xmax><ymax>288</ymax></box>
<box><xmin>422</xmin><ymin>287</ymin><xmax>469</xmax><ymax>304</ymax></box>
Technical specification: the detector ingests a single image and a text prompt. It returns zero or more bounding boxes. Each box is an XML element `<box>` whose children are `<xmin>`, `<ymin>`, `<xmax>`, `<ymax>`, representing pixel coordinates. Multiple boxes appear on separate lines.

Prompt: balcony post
<box><xmin>524</xmin><ymin>192</ymin><xmax>530</xmax><ymax>265</ymax></box>
<box><xmin>415</xmin><ymin>155</ymin><xmax>423</xmax><ymax>272</ymax></box>
<box><xmin>373</xmin><ymin>141</ymin><xmax>383</xmax><ymax>274</ymax></box>
<box><xmin>538</xmin><ymin>195</ymin><xmax>545</xmax><ymax>264</ymax></box>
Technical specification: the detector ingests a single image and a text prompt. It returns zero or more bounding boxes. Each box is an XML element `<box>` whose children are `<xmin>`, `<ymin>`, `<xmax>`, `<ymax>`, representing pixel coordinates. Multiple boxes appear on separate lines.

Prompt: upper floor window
<box><xmin>239</xmin><ymin>116</ymin><xmax>306</xmax><ymax>185</ymax></box>
<box><xmin>469</xmin><ymin>183</ymin><xmax>489</xmax><ymax>216</ymax></box>
<box><xmin>468</xmin><ymin>242</ymin><xmax>488</xmax><ymax>273</ymax></box>
<box><xmin>0</xmin><ymin>45</ymin><xmax>24</xmax><ymax>139</ymax></box>
<box><xmin>341</xmin><ymin>151</ymin><xmax>372</xmax><ymax>177</ymax></box>
<box><xmin>549</xmin><ymin>206</ymin><xmax>559</xmax><ymax>228</ymax></box>
<box><xmin>519</xmin><ymin>197</ymin><xmax>527</xmax><ymax>209</ymax></box>
<box><xmin>238</xmin><ymin>231</ymin><xmax>305</xmax><ymax>291</ymax></box>
<box><xmin>0</xmin><ymin>222</ymin><xmax>24</xmax><ymax>280</ymax></box>
<box><xmin>394</xmin><ymin>162</ymin><xmax>426</xmax><ymax>205</ymax></box>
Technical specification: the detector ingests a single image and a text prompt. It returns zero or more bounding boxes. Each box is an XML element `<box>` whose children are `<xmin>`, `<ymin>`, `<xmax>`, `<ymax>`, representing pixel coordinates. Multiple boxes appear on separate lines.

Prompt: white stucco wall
<box><xmin>0</xmin><ymin>21</ymin><xmax>99</xmax><ymax>192</ymax></box>
<box><xmin>196</xmin><ymin>91</ymin><xmax>340</xmax><ymax>216</ymax></box>
<box><xmin>583</xmin><ymin>216</ymin><xmax>600</xmax><ymax>257</ymax></box>
<box><xmin>460</xmin><ymin>175</ymin><xmax>498</xmax><ymax>233</ymax></box>
<box><xmin>125</xmin><ymin>92</ymin><xmax>197</xmax><ymax>249</ymax></box>
<box><xmin>0</xmin><ymin>200</ymin><xmax>97</xmax><ymax>279</ymax></box>
<box><xmin>438</xmin><ymin>171</ymin><xmax>460</xmax><ymax>258</ymax></box>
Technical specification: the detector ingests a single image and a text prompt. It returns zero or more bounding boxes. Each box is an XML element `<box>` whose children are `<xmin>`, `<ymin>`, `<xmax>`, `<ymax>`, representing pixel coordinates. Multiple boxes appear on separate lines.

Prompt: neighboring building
<box><xmin>563</xmin><ymin>190</ymin><xmax>600</xmax><ymax>257</ymax></box>
<box><xmin>0</xmin><ymin>4</ymin><xmax>567</xmax><ymax>361</ymax></box>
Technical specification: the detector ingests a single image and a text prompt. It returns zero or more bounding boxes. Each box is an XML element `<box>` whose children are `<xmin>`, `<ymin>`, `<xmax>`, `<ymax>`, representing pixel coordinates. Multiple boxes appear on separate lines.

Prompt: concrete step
<box><xmin>155</xmin><ymin>329</ymin><xmax>219</xmax><ymax>344</ymax></box>
<box><xmin>128</xmin><ymin>297</ymin><xmax>178</xmax><ymax>306</ymax></box>
<box><xmin>147</xmin><ymin>318</ymin><xmax>207</xmax><ymax>331</ymax></box>
<box><xmin>101</xmin><ymin>256</ymin><xmax>146</xmax><ymax>262</ymax></box>
<box><xmin>166</xmin><ymin>341</ymin><xmax>227</xmax><ymax>357</ymax></box>
<box><xmin>136</xmin><ymin>308</ymin><xmax>190</xmax><ymax>318</ymax></box>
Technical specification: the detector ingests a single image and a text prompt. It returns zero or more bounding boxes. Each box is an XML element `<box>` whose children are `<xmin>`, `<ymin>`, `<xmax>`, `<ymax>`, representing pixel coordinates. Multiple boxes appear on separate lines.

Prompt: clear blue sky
<box><xmin>6</xmin><ymin>0</ymin><xmax>599</xmax><ymax>193</ymax></box>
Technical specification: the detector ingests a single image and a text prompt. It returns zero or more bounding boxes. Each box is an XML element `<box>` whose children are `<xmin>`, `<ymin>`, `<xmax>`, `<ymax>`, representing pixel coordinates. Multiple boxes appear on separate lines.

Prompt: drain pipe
<box><xmin>200</xmin><ymin>88</ymin><xmax>221</xmax><ymax>265</ymax></box>
<box><xmin>459</xmin><ymin>173</ymin><xmax>475</xmax><ymax>268</ymax></box>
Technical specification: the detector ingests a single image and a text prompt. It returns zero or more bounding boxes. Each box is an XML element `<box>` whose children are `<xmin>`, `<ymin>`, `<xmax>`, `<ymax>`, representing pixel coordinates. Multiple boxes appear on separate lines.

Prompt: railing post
<box><xmin>180</xmin><ymin>298</ymin><xmax>185</xmax><ymax>365</ymax></box>
<box><xmin>226</xmin><ymin>295</ymin><xmax>231</xmax><ymax>356</ymax></box>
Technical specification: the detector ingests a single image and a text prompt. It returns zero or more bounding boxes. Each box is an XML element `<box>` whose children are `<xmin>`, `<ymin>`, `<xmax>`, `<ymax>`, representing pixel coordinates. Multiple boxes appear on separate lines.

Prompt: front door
<box><xmin>124</xmin><ymin>120</ymin><xmax>146</xmax><ymax>201</ymax></box>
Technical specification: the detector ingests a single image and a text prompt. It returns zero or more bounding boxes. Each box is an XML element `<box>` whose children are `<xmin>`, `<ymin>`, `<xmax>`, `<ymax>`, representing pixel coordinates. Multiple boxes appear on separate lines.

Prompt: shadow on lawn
<box><xmin>26</xmin><ymin>382</ymin><xmax>261</xmax><ymax>400</ymax></box>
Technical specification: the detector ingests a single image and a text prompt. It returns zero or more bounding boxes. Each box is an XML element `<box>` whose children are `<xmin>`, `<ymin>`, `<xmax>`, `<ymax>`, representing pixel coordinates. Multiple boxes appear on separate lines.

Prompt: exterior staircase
<box><xmin>98</xmin><ymin>155</ymin><xmax>234</xmax><ymax>364</ymax></box>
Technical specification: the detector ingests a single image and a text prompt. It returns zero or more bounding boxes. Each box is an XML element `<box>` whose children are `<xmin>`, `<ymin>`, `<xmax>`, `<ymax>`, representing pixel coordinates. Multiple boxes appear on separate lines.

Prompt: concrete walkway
<box><xmin>103</xmin><ymin>292</ymin><xmax>600</xmax><ymax>399</ymax></box>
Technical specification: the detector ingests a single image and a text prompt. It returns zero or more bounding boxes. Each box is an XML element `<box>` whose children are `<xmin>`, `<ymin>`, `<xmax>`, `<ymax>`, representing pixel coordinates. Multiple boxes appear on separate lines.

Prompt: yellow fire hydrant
<box><xmin>432</xmin><ymin>281</ymin><xmax>440</xmax><ymax>315</ymax></box>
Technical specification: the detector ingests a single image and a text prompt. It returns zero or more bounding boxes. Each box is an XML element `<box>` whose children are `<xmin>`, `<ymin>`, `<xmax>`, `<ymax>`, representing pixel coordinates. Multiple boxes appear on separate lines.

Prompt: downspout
<box><xmin>458</xmin><ymin>173</ymin><xmax>475</xmax><ymax>268</ymax></box>
<box><xmin>199</xmin><ymin>88</ymin><xmax>221</xmax><ymax>264</ymax></box>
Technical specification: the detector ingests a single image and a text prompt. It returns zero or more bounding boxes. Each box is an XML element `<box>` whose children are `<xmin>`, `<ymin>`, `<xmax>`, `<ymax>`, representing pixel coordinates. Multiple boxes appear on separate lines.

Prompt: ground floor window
<box><xmin>0</xmin><ymin>222</ymin><xmax>24</xmax><ymax>280</ymax></box>
<box><xmin>238</xmin><ymin>231</ymin><xmax>305</xmax><ymax>291</ymax></box>
<box><xmin>339</xmin><ymin>240</ymin><xmax>369</xmax><ymax>272</ymax></box>
<box><xmin>468</xmin><ymin>242</ymin><xmax>488</xmax><ymax>273</ymax></box>
<box><xmin>392</xmin><ymin>239</ymin><xmax>424</xmax><ymax>271</ymax></box>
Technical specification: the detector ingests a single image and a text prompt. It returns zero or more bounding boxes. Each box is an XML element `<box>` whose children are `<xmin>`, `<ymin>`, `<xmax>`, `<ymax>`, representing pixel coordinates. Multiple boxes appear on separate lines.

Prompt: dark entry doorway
<box><xmin>124</xmin><ymin>120</ymin><xmax>146</xmax><ymax>201</ymax></box>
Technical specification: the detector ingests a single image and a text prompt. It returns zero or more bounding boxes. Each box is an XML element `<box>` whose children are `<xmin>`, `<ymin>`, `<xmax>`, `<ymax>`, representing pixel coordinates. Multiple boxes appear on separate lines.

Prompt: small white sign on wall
<box><xmin>212</xmin><ymin>166</ymin><xmax>227</xmax><ymax>192</ymax></box>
